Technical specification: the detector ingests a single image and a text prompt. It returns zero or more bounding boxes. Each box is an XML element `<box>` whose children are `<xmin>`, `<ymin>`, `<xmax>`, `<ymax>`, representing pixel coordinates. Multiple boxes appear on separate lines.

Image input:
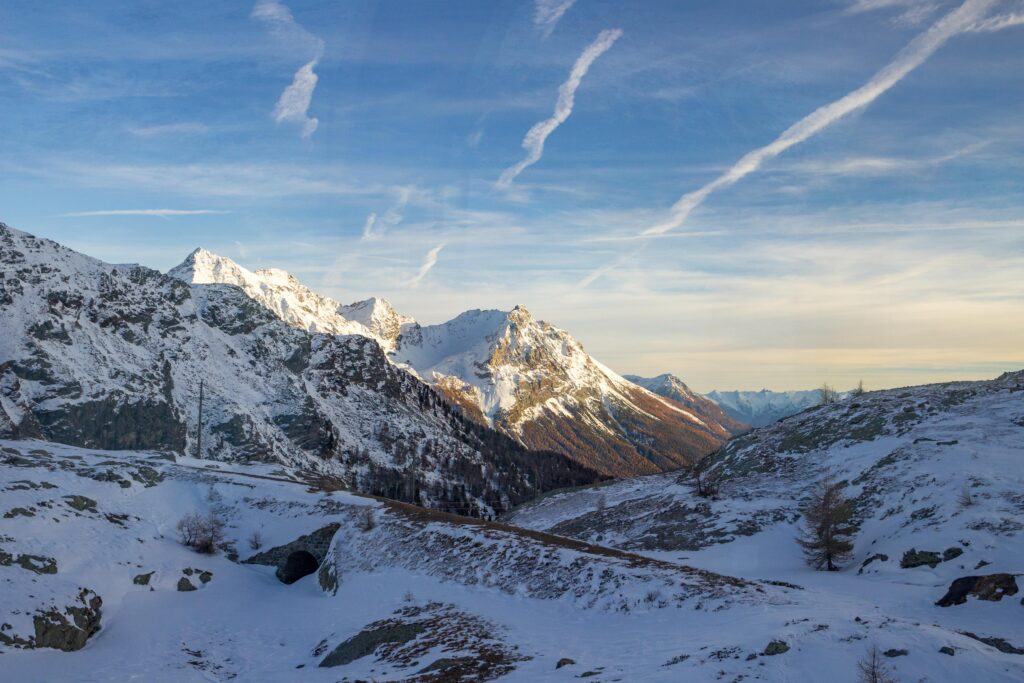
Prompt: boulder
<box><xmin>936</xmin><ymin>574</ymin><xmax>1018</xmax><ymax>607</ymax></box>
<box><xmin>32</xmin><ymin>588</ymin><xmax>102</xmax><ymax>651</ymax></box>
<box><xmin>762</xmin><ymin>640</ymin><xmax>789</xmax><ymax>656</ymax></box>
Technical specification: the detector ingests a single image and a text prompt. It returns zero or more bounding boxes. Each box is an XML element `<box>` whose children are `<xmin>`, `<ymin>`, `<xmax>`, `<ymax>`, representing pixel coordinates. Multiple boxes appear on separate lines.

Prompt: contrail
<box><xmin>408</xmin><ymin>243</ymin><xmax>445</xmax><ymax>287</ymax></box>
<box><xmin>641</xmin><ymin>0</ymin><xmax>997</xmax><ymax>237</ymax></box>
<box><xmin>496</xmin><ymin>28</ymin><xmax>622</xmax><ymax>190</ymax></box>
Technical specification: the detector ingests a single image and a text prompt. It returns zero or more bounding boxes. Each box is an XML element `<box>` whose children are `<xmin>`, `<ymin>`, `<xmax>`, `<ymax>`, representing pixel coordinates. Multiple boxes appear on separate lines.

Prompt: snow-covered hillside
<box><xmin>704</xmin><ymin>388</ymin><xmax>821</xmax><ymax>426</ymax></box>
<box><xmin>4</xmin><ymin>438</ymin><xmax>1021</xmax><ymax>682</ymax></box>
<box><xmin>166</xmin><ymin>242</ymin><xmax>739</xmax><ymax>477</ymax></box>
<box><xmin>0</xmin><ymin>224</ymin><xmax>599</xmax><ymax>515</ymax></box>
<box><xmin>507</xmin><ymin>371</ymin><xmax>1024</xmax><ymax>677</ymax></box>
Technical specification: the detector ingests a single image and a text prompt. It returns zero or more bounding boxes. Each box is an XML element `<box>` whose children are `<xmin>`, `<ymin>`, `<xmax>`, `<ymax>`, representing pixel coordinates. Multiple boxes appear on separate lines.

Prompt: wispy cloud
<box><xmin>846</xmin><ymin>0</ymin><xmax>944</xmax><ymax>25</ymax></box>
<box><xmin>127</xmin><ymin>122</ymin><xmax>210</xmax><ymax>138</ymax></box>
<box><xmin>252</xmin><ymin>0</ymin><xmax>324</xmax><ymax>138</ymax></box>
<box><xmin>408</xmin><ymin>243</ymin><xmax>445</xmax><ymax>287</ymax></box>
<box><xmin>779</xmin><ymin>141</ymin><xmax>989</xmax><ymax>177</ymax></box>
<box><xmin>361</xmin><ymin>187</ymin><xmax>413</xmax><ymax>241</ymax></box>
<box><xmin>272</xmin><ymin>61</ymin><xmax>320</xmax><ymax>138</ymax></box>
<box><xmin>61</xmin><ymin>209</ymin><xmax>229</xmax><ymax>218</ymax></box>
<box><xmin>968</xmin><ymin>9</ymin><xmax>1024</xmax><ymax>30</ymax></box>
<box><xmin>495</xmin><ymin>28</ymin><xmax>622</xmax><ymax>190</ymax></box>
<box><xmin>534</xmin><ymin>1</ymin><xmax>578</xmax><ymax>37</ymax></box>
<box><xmin>34</xmin><ymin>160</ymin><xmax>384</xmax><ymax>198</ymax></box>
<box><xmin>641</xmin><ymin>0</ymin><xmax>997</xmax><ymax>238</ymax></box>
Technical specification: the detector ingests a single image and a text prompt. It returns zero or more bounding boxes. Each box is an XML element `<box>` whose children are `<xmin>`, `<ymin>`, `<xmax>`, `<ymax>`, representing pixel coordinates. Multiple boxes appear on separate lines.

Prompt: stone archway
<box><xmin>242</xmin><ymin>523</ymin><xmax>339</xmax><ymax>584</ymax></box>
<box><xmin>278</xmin><ymin>550</ymin><xmax>319</xmax><ymax>584</ymax></box>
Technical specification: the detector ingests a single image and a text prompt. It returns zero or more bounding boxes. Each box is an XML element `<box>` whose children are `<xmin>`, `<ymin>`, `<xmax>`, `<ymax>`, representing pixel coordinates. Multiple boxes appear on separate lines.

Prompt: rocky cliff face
<box><xmin>0</xmin><ymin>224</ymin><xmax>599</xmax><ymax>515</ymax></box>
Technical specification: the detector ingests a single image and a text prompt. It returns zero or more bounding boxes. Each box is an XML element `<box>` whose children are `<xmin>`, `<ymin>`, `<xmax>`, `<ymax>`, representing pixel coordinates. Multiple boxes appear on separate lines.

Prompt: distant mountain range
<box><xmin>703</xmin><ymin>388</ymin><xmax>821</xmax><ymax>427</ymax></box>
<box><xmin>627</xmin><ymin>373</ymin><xmax>819</xmax><ymax>428</ymax></box>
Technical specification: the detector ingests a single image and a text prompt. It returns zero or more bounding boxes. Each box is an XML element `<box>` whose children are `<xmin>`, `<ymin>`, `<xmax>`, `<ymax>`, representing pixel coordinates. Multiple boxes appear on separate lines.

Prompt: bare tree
<box><xmin>818</xmin><ymin>383</ymin><xmax>840</xmax><ymax>405</ymax></box>
<box><xmin>247</xmin><ymin>529</ymin><xmax>264</xmax><ymax>551</ymax></box>
<box><xmin>797</xmin><ymin>473</ymin><xmax>855</xmax><ymax>571</ymax></box>
<box><xmin>857</xmin><ymin>645</ymin><xmax>897</xmax><ymax>683</ymax></box>
<box><xmin>357</xmin><ymin>506</ymin><xmax>376</xmax><ymax>532</ymax></box>
<box><xmin>595</xmin><ymin>493</ymin><xmax>607</xmax><ymax>512</ymax></box>
<box><xmin>176</xmin><ymin>512</ymin><xmax>204</xmax><ymax>547</ymax></box>
<box><xmin>850</xmin><ymin>380</ymin><xmax>865</xmax><ymax>397</ymax></box>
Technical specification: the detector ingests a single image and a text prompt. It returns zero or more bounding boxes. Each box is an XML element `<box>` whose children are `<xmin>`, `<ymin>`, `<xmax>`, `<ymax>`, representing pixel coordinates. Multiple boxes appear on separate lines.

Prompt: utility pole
<box><xmin>196</xmin><ymin>379</ymin><xmax>204</xmax><ymax>459</ymax></box>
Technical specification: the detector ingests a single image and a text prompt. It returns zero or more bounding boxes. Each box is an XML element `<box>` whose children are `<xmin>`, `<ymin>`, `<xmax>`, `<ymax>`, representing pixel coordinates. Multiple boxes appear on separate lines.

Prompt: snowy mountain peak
<box><xmin>626</xmin><ymin>373</ymin><xmax>697</xmax><ymax>400</ymax></box>
<box><xmin>338</xmin><ymin>297</ymin><xmax>415</xmax><ymax>349</ymax></box>
<box><xmin>167</xmin><ymin>248</ymin><xmax>376</xmax><ymax>340</ymax></box>
<box><xmin>168</xmin><ymin>247</ymin><xmax>251</xmax><ymax>287</ymax></box>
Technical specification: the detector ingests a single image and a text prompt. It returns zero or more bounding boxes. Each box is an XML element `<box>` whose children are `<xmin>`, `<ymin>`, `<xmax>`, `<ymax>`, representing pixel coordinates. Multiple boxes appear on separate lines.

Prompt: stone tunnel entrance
<box><xmin>242</xmin><ymin>523</ymin><xmax>340</xmax><ymax>585</ymax></box>
<box><xmin>278</xmin><ymin>550</ymin><xmax>319</xmax><ymax>584</ymax></box>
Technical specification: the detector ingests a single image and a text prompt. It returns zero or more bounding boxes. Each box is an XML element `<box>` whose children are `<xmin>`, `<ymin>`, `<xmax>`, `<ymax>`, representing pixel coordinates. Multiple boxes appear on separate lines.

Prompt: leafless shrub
<box><xmin>595</xmin><ymin>493</ymin><xmax>607</xmax><ymax>512</ymax></box>
<box><xmin>857</xmin><ymin>645</ymin><xmax>897</xmax><ymax>683</ymax></box>
<box><xmin>957</xmin><ymin>486</ymin><xmax>975</xmax><ymax>508</ymax></box>
<box><xmin>819</xmin><ymin>383</ymin><xmax>840</xmax><ymax>405</ymax></box>
<box><xmin>694</xmin><ymin>468</ymin><xmax>721</xmax><ymax>499</ymax></box>
<box><xmin>176</xmin><ymin>512</ymin><xmax>226</xmax><ymax>554</ymax></box>
<box><xmin>247</xmin><ymin>529</ymin><xmax>264</xmax><ymax>551</ymax></box>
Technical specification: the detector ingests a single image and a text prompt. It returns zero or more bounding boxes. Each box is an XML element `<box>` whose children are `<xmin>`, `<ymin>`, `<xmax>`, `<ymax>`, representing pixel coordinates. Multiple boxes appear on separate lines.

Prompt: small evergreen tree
<box><xmin>798</xmin><ymin>473</ymin><xmax>855</xmax><ymax>571</ymax></box>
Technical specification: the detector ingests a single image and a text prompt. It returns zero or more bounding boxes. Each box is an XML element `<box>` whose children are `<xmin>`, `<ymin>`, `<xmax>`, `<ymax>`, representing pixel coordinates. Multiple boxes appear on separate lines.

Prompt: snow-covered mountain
<box><xmin>0</xmin><ymin>223</ymin><xmax>599</xmax><ymax>515</ymax></box>
<box><xmin>168</xmin><ymin>247</ymin><xmax>412</xmax><ymax>351</ymax></box>
<box><xmin>704</xmin><ymin>388</ymin><xmax>821</xmax><ymax>426</ymax></box>
<box><xmin>167</xmin><ymin>245</ymin><xmax>738</xmax><ymax>478</ymax></box>
<box><xmin>392</xmin><ymin>308</ymin><xmax>737</xmax><ymax>477</ymax></box>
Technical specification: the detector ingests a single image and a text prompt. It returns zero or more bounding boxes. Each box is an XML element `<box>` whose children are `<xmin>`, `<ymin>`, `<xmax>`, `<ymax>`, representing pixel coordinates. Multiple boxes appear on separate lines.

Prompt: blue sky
<box><xmin>1</xmin><ymin>0</ymin><xmax>1022</xmax><ymax>390</ymax></box>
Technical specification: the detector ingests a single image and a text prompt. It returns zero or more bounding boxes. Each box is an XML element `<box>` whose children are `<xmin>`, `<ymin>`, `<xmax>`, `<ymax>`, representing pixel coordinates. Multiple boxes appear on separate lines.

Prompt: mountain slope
<box><xmin>703</xmin><ymin>388</ymin><xmax>821</xmax><ymax>426</ymax></box>
<box><xmin>393</xmin><ymin>308</ymin><xmax>736</xmax><ymax>477</ymax></box>
<box><xmin>0</xmin><ymin>223</ymin><xmax>599</xmax><ymax>515</ymax></box>
<box><xmin>624</xmin><ymin>373</ymin><xmax>748</xmax><ymax>434</ymax></box>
